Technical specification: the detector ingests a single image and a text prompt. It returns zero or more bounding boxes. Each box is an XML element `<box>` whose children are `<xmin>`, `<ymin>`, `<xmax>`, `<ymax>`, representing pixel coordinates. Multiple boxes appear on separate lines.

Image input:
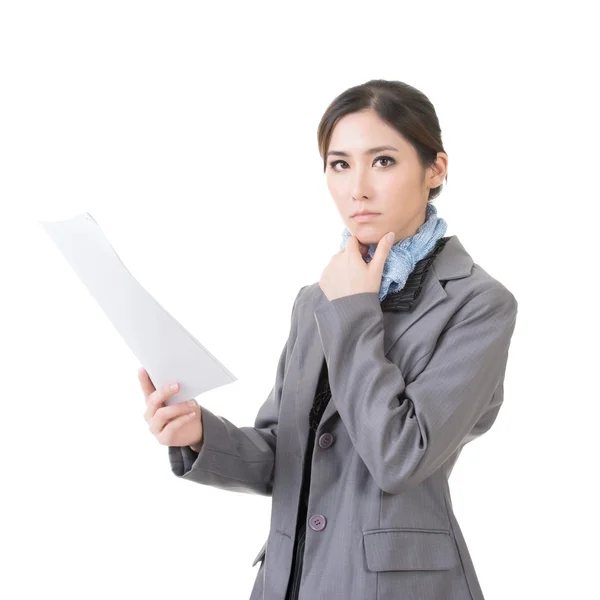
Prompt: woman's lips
<box><xmin>352</xmin><ymin>213</ymin><xmax>379</xmax><ymax>222</ymax></box>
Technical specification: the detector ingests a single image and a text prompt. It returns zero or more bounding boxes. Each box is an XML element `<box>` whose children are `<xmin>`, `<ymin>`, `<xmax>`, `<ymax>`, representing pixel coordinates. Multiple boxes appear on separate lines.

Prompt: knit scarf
<box><xmin>340</xmin><ymin>202</ymin><xmax>448</xmax><ymax>301</ymax></box>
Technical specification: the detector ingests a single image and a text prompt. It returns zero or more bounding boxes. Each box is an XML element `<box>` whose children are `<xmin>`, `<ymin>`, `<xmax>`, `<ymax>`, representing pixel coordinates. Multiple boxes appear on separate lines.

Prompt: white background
<box><xmin>1</xmin><ymin>1</ymin><xmax>598</xmax><ymax>598</ymax></box>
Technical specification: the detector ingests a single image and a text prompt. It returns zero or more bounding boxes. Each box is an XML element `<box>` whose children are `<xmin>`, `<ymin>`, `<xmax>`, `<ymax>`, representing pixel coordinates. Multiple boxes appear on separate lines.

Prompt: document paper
<box><xmin>39</xmin><ymin>212</ymin><xmax>237</xmax><ymax>406</ymax></box>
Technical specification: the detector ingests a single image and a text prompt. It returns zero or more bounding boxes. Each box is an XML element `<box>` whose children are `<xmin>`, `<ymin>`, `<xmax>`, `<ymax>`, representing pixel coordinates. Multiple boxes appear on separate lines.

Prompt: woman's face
<box><xmin>325</xmin><ymin>108</ymin><xmax>447</xmax><ymax>245</ymax></box>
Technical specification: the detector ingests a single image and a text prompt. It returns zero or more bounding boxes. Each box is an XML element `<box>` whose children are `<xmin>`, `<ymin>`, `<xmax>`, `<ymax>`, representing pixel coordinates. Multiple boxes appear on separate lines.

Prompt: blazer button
<box><xmin>318</xmin><ymin>433</ymin><xmax>334</xmax><ymax>449</ymax></box>
<box><xmin>309</xmin><ymin>515</ymin><xmax>327</xmax><ymax>531</ymax></box>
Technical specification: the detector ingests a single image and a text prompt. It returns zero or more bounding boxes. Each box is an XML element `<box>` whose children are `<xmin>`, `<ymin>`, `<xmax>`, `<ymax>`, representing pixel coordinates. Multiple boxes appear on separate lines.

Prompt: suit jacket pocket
<box><xmin>251</xmin><ymin>539</ymin><xmax>267</xmax><ymax>567</ymax></box>
<box><xmin>362</xmin><ymin>528</ymin><xmax>458</xmax><ymax>572</ymax></box>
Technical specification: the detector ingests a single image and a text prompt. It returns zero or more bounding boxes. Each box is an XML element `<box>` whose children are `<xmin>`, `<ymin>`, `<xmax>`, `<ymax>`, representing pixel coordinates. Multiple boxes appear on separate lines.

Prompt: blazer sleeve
<box><xmin>168</xmin><ymin>285</ymin><xmax>306</xmax><ymax>495</ymax></box>
<box><xmin>313</xmin><ymin>285</ymin><xmax>518</xmax><ymax>495</ymax></box>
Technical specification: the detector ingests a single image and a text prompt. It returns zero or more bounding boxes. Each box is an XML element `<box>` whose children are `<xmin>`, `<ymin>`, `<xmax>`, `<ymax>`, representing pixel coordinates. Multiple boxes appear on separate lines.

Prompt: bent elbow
<box><xmin>378</xmin><ymin>477</ymin><xmax>426</xmax><ymax>495</ymax></box>
<box><xmin>376</xmin><ymin>471</ymin><xmax>427</xmax><ymax>495</ymax></box>
<box><xmin>374</xmin><ymin>450</ymin><xmax>434</xmax><ymax>495</ymax></box>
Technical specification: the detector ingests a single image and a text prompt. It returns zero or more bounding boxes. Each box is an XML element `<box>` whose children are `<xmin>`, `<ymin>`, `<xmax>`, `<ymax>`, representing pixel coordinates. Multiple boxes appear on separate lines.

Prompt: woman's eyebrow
<box><xmin>327</xmin><ymin>145</ymin><xmax>399</xmax><ymax>158</ymax></box>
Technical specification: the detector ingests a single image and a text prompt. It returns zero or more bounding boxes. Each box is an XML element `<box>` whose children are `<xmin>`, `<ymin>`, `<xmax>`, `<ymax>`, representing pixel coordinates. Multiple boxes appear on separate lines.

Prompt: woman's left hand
<box><xmin>319</xmin><ymin>232</ymin><xmax>395</xmax><ymax>301</ymax></box>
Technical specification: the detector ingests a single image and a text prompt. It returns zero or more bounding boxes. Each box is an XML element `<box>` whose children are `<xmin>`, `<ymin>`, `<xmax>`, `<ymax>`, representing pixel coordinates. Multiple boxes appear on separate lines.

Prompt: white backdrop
<box><xmin>1</xmin><ymin>2</ymin><xmax>598</xmax><ymax>598</ymax></box>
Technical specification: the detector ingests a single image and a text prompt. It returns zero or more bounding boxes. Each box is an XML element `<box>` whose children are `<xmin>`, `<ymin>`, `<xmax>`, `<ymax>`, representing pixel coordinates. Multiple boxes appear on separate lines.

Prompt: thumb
<box><xmin>371</xmin><ymin>231</ymin><xmax>395</xmax><ymax>272</ymax></box>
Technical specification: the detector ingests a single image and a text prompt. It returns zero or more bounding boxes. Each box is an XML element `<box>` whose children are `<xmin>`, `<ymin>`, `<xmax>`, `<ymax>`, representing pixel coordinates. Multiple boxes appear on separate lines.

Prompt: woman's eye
<box><xmin>374</xmin><ymin>155</ymin><xmax>395</xmax><ymax>167</ymax></box>
<box><xmin>328</xmin><ymin>156</ymin><xmax>395</xmax><ymax>171</ymax></box>
<box><xmin>329</xmin><ymin>160</ymin><xmax>348</xmax><ymax>170</ymax></box>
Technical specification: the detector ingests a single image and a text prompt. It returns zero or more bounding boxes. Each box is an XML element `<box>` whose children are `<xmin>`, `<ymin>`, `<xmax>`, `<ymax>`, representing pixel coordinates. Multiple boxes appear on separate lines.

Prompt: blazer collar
<box><xmin>430</xmin><ymin>234</ymin><xmax>473</xmax><ymax>281</ymax></box>
<box><xmin>293</xmin><ymin>234</ymin><xmax>474</xmax><ymax>448</ymax></box>
<box><xmin>307</xmin><ymin>234</ymin><xmax>473</xmax><ymax>316</ymax></box>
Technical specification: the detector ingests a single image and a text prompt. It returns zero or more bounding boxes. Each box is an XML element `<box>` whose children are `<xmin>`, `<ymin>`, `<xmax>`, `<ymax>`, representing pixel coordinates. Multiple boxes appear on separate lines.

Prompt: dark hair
<box><xmin>317</xmin><ymin>79</ymin><xmax>448</xmax><ymax>202</ymax></box>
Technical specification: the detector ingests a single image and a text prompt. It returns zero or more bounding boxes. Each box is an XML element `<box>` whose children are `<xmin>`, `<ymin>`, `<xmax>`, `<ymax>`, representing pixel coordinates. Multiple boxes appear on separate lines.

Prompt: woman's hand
<box><xmin>139</xmin><ymin>368</ymin><xmax>204</xmax><ymax>449</ymax></box>
<box><xmin>319</xmin><ymin>232</ymin><xmax>395</xmax><ymax>301</ymax></box>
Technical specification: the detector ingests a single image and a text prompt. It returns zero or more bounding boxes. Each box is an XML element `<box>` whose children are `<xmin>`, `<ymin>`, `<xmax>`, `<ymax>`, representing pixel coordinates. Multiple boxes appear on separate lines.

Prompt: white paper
<box><xmin>39</xmin><ymin>212</ymin><xmax>237</xmax><ymax>405</ymax></box>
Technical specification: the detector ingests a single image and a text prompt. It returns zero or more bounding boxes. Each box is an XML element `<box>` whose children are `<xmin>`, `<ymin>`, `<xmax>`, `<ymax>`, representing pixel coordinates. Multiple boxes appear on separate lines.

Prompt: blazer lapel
<box><xmin>293</xmin><ymin>235</ymin><xmax>474</xmax><ymax>458</ymax></box>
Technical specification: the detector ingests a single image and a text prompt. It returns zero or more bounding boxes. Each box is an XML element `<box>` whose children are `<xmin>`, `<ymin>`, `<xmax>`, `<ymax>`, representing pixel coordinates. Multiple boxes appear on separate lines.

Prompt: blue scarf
<box><xmin>340</xmin><ymin>202</ymin><xmax>448</xmax><ymax>301</ymax></box>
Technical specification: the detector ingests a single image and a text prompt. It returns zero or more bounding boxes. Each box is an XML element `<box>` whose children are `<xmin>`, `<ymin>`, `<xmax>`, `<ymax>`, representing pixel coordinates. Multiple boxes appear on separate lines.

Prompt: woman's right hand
<box><xmin>139</xmin><ymin>368</ymin><xmax>204</xmax><ymax>450</ymax></box>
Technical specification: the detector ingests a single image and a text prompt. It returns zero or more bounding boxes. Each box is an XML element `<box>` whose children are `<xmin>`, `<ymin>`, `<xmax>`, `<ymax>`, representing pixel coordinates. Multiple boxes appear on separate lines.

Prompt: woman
<box><xmin>140</xmin><ymin>79</ymin><xmax>518</xmax><ymax>600</ymax></box>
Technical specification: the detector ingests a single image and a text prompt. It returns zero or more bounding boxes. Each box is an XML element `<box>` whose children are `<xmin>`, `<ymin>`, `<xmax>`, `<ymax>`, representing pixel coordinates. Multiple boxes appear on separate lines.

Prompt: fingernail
<box><xmin>188</xmin><ymin>400</ymin><xmax>195</xmax><ymax>407</ymax></box>
<box><xmin>170</xmin><ymin>383</ymin><xmax>178</xmax><ymax>391</ymax></box>
<box><xmin>387</xmin><ymin>232</ymin><xmax>395</xmax><ymax>243</ymax></box>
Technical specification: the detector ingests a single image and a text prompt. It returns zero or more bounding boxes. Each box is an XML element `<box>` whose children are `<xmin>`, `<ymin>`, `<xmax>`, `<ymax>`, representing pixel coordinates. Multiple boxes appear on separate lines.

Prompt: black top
<box><xmin>284</xmin><ymin>236</ymin><xmax>450</xmax><ymax>600</ymax></box>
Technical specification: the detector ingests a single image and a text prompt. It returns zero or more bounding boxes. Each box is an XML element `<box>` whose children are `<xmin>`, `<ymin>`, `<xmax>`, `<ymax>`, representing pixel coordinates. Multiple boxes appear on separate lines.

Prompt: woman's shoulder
<box><xmin>437</xmin><ymin>235</ymin><xmax>517</xmax><ymax>312</ymax></box>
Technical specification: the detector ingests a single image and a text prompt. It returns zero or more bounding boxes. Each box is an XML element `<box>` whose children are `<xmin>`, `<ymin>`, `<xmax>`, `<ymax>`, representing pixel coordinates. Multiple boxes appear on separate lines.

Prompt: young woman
<box><xmin>141</xmin><ymin>79</ymin><xmax>518</xmax><ymax>600</ymax></box>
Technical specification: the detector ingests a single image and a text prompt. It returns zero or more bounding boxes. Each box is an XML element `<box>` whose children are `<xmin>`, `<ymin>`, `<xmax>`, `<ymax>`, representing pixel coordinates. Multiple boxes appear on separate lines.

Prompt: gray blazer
<box><xmin>169</xmin><ymin>235</ymin><xmax>518</xmax><ymax>600</ymax></box>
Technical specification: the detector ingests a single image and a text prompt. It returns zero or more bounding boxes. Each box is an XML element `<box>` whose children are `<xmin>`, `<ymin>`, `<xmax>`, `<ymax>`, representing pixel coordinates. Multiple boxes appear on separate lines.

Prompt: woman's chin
<box><xmin>346</xmin><ymin>221</ymin><xmax>389</xmax><ymax>245</ymax></box>
<box><xmin>351</xmin><ymin>231</ymin><xmax>382</xmax><ymax>246</ymax></box>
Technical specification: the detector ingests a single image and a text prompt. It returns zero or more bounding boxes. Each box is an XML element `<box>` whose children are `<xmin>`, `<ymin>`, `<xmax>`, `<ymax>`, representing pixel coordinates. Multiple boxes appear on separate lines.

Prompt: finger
<box><xmin>370</xmin><ymin>232</ymin><xmax>395</xmax><ymax>271</ymax></box>
<box><xmin>157</xmin><ymin>410</ymin><xmax>199</xmax><ymax>446</ymax></box>
<box><xmin>148</xmin><ymin>400</ymin><xmax>197</xmax><ymax>434</ymax></box>
<box><xmin>345</xmin><ymin>235</ymin><xmax>358</xmax><ymax>253</ymax></box>
<box><xmin>145</xmin><ymin>381</ymin><xmax>181</xmax><ymax>419</ymax></box>
<box><xmin>138</xmin><ymin>368</ymin><xmax>156</xmax><ymax>401</ymax></box>
<box><xmin>346</xmin><ymin>236</ymin><xmax>368</xmax><ymax>259</ymax></box>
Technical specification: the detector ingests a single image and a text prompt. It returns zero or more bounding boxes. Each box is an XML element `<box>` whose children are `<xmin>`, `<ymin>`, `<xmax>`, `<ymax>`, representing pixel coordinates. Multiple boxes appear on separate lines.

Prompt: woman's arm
<box><xmin>313</xmin><ymin>285</ymin><xmax>518</xmax><ymax>495</ymax></box>
<box><xmin>168</xmin><ymin>285</ymin><xmax>306</xmax><ymax>495</ymax></box>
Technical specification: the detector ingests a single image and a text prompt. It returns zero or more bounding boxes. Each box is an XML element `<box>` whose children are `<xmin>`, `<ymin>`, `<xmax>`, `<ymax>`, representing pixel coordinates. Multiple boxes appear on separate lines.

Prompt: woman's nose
<box><xmin>350</xmin><ymin>170</ymin><xmax>373</xmax><ymax>200</ymax></box>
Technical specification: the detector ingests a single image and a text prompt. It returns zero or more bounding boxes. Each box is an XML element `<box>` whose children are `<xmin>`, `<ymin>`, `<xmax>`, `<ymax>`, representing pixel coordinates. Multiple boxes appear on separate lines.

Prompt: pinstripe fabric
<box><xmin>284</xmin><ymin>237</ymin><xmax>450</xmax><ymax>600</ymax></box>
<box><xmin>362</xmin><ymin>529</ymin><xmax>456</xmax><ymax>571</ymax></box>
<box><xmin>167</xmin><ymin>234</ymin><xmax>519</xmax><ymax>600</ymax></box>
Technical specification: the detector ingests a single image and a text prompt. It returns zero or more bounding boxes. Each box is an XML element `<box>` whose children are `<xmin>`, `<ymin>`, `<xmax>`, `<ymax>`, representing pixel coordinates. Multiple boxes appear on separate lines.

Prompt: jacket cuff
<box><xmin>168</xmin><ymin>405</ymin><xmax>231</xmax><ymax>478</ymax></box>
<box><xmin>314</xmin><ymin>292</ymin><xmax>383</xmax><ymax>358</ymax></box>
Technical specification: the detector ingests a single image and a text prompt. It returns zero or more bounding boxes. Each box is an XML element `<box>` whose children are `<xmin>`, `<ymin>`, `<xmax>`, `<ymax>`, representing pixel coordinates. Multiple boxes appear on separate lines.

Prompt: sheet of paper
<box><xmin>39</xmin><ymin>212</ymin><xmax>237</xmax><ymax>406</ymax></box>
